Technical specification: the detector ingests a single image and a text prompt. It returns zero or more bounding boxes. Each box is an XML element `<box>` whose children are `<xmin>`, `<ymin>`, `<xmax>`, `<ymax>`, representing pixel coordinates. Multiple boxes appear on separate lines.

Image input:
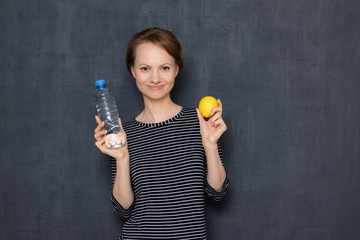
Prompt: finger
<box><xmin>94</xmin><ymin>120</ymin><xmax>105</xmax><ymax>133</ymax></box>
<box><xmin>94</xmin><ymin>122</ymin><xmax>105</xmax><ymax>134</ymax></box>
<box><xmin>95</xmin><ymin>140</ymin><xmax>108</xmax><ymax>154</ymax></box>
<box><xmin>196</xmin><ymin>108</ymin><xmax>206</xmax><ymax>124</ymax></box>
<box><xmin>213</xmin><ymin>118</ymin><xmax>223</xmax><ymax>128</ymax></box>
<box><xmin>210</xmin><ymin>106</ymin><xmax>222</xmax><ymax>117</ymax></box>
<box><xmin>95</xmin><ymin>137</ymin><xmax>106</xmax><ymax>148</ymax></box>
<box><xmin>97</xmin><ymin>137</ymin><xmax>106</xmax><ymax>146</ymax></box>
<box><xmin>96</xmin><ymin>134</ymin><xmax>109</xmax><ymax>149</ymax></box>
<box><xmin>210</xmin><ymin>118</ymin><xmax>215</xmax><ymax>127</ymax></box>
<box><xmin>210</xmin><ymin>112</ymin><xmax>221</xmax><ymax>122</ymax></box>
<box><xmin>209</xmin><ymin>112</ymin><xmax>221</xmax><ymax>127</ymax></box>
<box><xmin>217</xmin><ymin>99</ymin><xmax>223</xmax><ymax>107</ymax></box>
<box><xmin>94</xmin><ymin>129</ymin><xmax>107</xmax><ymax>140</ymax></box>
<box><xmin>95</xmin><ymin>140</ymin><xmax>103</xmax><ymax>151</ymax></box>
<box><xmin>95</xmin><ymin>115</ymin><xmax>102</xmax><ymax>124</ymax></box>
<box><xmin>214</xmin><ymin>119</ymin><xmax>227</xmax><ymax>131</ymax></box>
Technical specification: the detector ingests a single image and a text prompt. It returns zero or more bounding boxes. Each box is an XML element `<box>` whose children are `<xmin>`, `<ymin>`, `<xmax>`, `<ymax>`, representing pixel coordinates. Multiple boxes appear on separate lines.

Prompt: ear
<box><xmin>131</xmin><ymin>66</ymin><xmax>136</xmax><ymax>78</ymax></box>
<box><xmin>174</xmin><ymin>65</ymin><xmax>179</xmax><ymax>77</ymax></box>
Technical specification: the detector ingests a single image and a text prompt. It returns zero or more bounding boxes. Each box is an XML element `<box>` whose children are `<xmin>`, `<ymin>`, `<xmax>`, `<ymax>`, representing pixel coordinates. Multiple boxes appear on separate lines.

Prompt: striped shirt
<box><xmin>110</xmin><ymin>107</ymin><xmax>229</xmax><ymax>240</ymax></box>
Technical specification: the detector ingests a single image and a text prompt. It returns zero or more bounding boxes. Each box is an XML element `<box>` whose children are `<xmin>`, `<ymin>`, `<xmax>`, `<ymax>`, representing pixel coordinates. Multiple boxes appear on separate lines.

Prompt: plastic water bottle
<box><xmin>94</xmin><ymin>79</ymin><xmax>126</xmax><ymax>149</ymax></box>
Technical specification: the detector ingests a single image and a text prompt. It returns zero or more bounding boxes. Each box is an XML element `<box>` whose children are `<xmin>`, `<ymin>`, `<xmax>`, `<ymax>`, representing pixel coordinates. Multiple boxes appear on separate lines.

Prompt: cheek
<box><xmin>135</xmin><ymin>79</ymin><xmax>145</xmax><ymax>90</ymax></box>
<box><xmin>165</xmin><ymin>71</ymin><xmax>177</xmax><ymax>83</ymax></box>
<box><xmin>134</xmin><ymin>73</ymin><xmax>147</xmax><ymax>84</ymax></box>
<box><xmin>134</xmin><ymin>77</ymin><xmax>145</xmax><ymax>91</ymax></box>
<box><xmin>167</xmin><ymin>76</ymin><xmax>176</xmax><ymax>89</ymax></box>
<box><xmin>135</xmin><ymin>80</ymin><xmax>145</xmax><ymax>94</ymax></box>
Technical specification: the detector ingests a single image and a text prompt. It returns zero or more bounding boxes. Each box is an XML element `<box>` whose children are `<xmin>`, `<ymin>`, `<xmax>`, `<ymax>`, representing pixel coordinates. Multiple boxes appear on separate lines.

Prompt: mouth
<box><xmin>147</xmin><ymin>85</ymin><xmax>164</xmax><ymax>90</ymax></box>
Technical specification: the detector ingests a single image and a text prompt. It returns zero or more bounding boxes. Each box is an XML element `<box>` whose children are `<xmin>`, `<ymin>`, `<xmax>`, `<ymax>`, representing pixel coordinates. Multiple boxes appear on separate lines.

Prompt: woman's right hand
<box><xmin>94</xmin><ymin>115</ymin><xmax>129</xmax><ymax>161</ymax></box>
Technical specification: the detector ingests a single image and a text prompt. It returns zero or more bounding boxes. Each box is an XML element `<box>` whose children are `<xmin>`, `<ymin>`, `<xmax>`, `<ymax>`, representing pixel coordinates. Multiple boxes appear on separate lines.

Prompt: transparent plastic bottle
<box><xmin>94</xmin><ymin>79</ymin><xmax>126</xmax><ymax>149</ymax></box>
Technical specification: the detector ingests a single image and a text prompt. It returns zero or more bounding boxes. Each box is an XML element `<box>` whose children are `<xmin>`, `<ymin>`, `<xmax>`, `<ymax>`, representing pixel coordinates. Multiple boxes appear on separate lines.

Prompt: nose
<box><xmin>150</xmin><ymin>70</ymin><xmax>160</xmax><ymax>84</ymax></box>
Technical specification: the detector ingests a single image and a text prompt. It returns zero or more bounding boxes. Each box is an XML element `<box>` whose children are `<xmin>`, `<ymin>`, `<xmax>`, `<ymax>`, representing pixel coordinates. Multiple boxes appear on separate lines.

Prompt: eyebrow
<box><xmin>137</xmin><ymin>63</ymin><xmax>174</xmax><ymax>67</ymax></box>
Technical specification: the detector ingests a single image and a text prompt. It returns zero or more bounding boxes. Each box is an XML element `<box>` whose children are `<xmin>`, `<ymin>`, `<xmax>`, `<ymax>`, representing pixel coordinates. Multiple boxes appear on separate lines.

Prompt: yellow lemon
<box><xmin>199</xmin><ymin>96</ymin><xmax>218</xmax><ymax>118</ymax></box>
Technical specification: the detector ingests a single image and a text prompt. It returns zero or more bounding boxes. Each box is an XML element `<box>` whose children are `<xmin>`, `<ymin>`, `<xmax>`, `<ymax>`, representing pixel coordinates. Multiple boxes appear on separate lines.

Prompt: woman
<box><xmin>94</xmin><ymin>27</ymin><xmax>229</xmax><ymax>240</ymax></box>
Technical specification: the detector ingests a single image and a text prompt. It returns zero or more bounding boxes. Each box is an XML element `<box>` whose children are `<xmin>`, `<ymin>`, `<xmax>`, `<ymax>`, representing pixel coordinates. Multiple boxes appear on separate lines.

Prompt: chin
<box><xmin>140</xmin><ymin>87</ymin><xmax>172</xmax><ymax>100</ymax></box>
<box><xmin>143</xmin><ymin>92</ymin><xmax>171</xmax><ymax>101</ymax></box>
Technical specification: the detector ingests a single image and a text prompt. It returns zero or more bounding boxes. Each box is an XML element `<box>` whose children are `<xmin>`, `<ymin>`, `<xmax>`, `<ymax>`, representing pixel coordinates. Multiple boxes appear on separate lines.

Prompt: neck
<box><xmin>137</xmin><ymin>95</ymin><xmax>182</xmax><ymax>123</ymax></box>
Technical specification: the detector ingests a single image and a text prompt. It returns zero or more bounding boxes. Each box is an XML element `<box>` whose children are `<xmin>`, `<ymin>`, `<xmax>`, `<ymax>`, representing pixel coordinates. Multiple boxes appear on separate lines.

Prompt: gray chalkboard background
<box><xmin>1</xmin><ymin>0</ymin><xmax>359</xmax><ymax>239</ymax></box>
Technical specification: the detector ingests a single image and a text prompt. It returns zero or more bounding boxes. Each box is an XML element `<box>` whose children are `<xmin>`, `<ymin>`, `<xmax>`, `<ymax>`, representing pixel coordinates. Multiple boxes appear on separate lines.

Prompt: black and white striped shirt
<box><xmin>110</xmin><ymin>107</ymin><xmax>229</xmax><ymax>240</ymax></box>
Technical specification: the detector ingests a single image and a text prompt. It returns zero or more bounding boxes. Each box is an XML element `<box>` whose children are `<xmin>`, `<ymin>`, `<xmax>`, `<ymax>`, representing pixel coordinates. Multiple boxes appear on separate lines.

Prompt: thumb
<box><xmin>196</xmin><ymin>108</ymin><xmax>206</xmax><ymax>125</ymax></box>
<box><xmin>118</xmin><ymin>118</ymin><xmax>127</xmax><ymax>137</ymax></box>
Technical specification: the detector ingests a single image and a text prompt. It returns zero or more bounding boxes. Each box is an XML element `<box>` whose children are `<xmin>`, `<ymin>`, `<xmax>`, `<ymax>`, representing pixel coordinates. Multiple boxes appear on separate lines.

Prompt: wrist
<box><xmin>203</xmin><ymin>142</ymin><xmax>218</xmax><ymax>151</ymax></box>
<box><xmin>115</xmin><ymin>153</ymin><xmax>130</xmax><ymax>165</ymax></box>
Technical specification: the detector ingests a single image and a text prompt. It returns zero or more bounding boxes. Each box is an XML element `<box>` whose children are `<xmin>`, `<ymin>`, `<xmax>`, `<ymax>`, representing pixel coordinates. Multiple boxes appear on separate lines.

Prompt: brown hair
<box><xmin>126</xmin><ymin>27</ymin><xmax>183</xmax><ymax>74</ymax></box>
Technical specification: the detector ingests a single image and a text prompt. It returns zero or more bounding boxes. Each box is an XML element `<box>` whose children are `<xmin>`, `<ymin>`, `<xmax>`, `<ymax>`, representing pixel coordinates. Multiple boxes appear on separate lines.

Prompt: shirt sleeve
<box><xmin>110</xmin><ymin>188</ymin><xmax>134</xmax><ymax>218</ymax></box>
<box><xmin>109</xmin><ymin>157</ymin><xmax>134</xmax><ymax>218</ymax></box>
<box><xmin>205</xmin><ymin>141</ymin><xmax>229</xmax><ymax>202</ymax></box>
<box><xmin>205</xmin><ymin>174</ymin><xmax>229</xmax><ymax>202</ymax></box>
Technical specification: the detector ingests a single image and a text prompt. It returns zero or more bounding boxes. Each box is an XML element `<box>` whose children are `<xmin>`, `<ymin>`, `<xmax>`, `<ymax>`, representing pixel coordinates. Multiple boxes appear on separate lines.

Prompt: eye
<box><xmin>140</xmin><ymin>67</ymin><xmax>149</xmax><ymax>72</ymax></box>
<box><xmin>161</xmin><ymin>66</ymin><xmax>170</xmax><ymax>71</ymax></box>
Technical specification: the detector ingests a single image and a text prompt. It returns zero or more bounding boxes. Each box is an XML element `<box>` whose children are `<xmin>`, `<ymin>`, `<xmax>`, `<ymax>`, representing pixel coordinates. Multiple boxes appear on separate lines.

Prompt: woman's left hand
<box><xmin>196</xmin><ymin>99</ymin><xmax>227</xmax><ymax>147</ymax></box>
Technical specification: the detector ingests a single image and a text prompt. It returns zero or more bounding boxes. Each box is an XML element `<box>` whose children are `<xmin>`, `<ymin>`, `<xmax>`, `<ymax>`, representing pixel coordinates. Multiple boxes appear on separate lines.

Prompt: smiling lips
<box><xmin>147</xmin><ymin>85</ymin><xmax>164</xmax><ymax>90</ymax></box>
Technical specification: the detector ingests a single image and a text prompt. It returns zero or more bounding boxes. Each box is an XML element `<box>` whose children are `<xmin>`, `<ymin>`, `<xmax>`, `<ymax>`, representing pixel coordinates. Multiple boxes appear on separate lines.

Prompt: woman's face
<box><xmin>131</xmin><ymin>42</ymin><xmax>179</xmax><ymax>102</ymax></box>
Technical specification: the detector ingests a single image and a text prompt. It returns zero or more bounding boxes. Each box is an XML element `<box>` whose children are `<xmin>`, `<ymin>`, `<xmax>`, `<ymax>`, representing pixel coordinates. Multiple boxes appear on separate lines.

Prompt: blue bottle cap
<box><xmin>95</xmin><ymin>79</ymin><xmax>106</xmax><ymax>89</ymax></box>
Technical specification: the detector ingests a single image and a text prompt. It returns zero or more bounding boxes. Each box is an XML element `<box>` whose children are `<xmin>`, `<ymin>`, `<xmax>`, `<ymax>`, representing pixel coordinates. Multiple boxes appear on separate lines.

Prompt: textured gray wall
<box><xmin>1</xmin><ymin>0</ymin><xmax>359</xmax><ymax>239</ymax></box>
